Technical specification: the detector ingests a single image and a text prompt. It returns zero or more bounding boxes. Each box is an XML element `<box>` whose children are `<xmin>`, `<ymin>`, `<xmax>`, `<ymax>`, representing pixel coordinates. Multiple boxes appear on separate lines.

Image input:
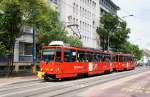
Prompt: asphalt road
<box><xmin>0</xmin><ymin>67</ymin><xmax>149</xmax><ymax>97</ymax></box>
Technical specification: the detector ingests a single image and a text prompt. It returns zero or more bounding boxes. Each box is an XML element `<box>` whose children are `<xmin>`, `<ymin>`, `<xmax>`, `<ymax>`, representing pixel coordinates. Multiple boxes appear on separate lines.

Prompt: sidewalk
<box><xmin>0</xmin><ymin>75</ymin><xmax>39</xmax><ymax>87</ymax></box>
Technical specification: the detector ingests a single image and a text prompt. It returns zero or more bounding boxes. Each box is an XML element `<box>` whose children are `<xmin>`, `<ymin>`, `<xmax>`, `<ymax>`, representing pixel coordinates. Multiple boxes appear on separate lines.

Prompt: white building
<box><xmin>142</xmin><ymin>49</ymin><xmax>150</xmax><ymax>64</ymax></box>
<box><xmin>49</xmin><ymin>0</ymin><xmax>100</xmax><ymax>48</ymax></box>
<box><xmin>99</xmin><ymin>0</ymin><xmax>120</xmax><ymax>16</ymax></box>
<box><xmin>48</xmin><ymin>0</ymin><xmax>119</xmax><ymax>48</ymax></box>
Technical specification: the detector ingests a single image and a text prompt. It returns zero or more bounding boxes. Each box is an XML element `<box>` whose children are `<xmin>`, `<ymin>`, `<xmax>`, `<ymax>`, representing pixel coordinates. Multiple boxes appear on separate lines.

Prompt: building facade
<box><xmin>0</xmin><ymin>25</ymin><xmax>33</xmax><ymax>73</ymax></box>
<box><xmin>0</xmin><ymin>0</ymin><xmax>119</xmax><ymax>72</ymax></box>
<box><xmin>49</xmin><ymin>0</ymin><xmax>100</xmax><ymax>48</ymax></box>
<box><xmin>48</xmin><ymin>0</ymin><xmax>119</xmax><ymax>48</ymax></box>
<box><xmin>99</xmin><ymin>0</ymin><xmax>119</xmax><ymax>16</ymax></box>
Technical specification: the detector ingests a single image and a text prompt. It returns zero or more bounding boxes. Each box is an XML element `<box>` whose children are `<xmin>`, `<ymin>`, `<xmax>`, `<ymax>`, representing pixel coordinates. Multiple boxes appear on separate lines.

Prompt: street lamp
<box><xmin>107</xmin><ymin>30</ymin><xmax>114</xmax><ymax>52</ymax></box>
<box><xmin>122</xmin><ymin>15</ymin><xmax>134</xmax><ymax>18</ymax></box>
<box><xmin>32</xmin><ymin>25</ymin><xmax>36</xmax><ymax>73</ymax></box>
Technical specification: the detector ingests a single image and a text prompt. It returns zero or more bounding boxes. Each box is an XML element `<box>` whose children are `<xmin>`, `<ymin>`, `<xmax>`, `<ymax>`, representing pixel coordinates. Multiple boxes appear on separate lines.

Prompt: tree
<box><xmin>97</xmin><ymin>13</ymin><xmax>119</xmax><ymax>51</ymax></box>
<box><xmin>97</xmin><ymin>13</ymin><xmax>130</xmax><ymax>51</ymax></box>
<box><xmin>35</xmin><ymin>7</ymin><xmax>82</xmax><ymax>48</ymax></box>
<box><xmin>0</xmin><ymin>0</ymin><xmax>24</xmax><ymax>76</ymax></box>
<box><xmin>0</xmin><ymin>0</ymin><xmax>82</xmax><ymax>76</ymax></box>
<box><xmin>110</xmin><ymin>22</ymin><xmax>130</xmax><ymax>51</ymax></box>
<box><xmin>65</xmin><ymin>36</ymin><xmax>82</xmax><ymax>48</ymax></box>
<box><xmin>0</xmin><ymin>42</ymin><xmax>9</xmax><ymax>55</ymax></box>
<box><xmin>96</xmin><ymin>13</ymin><xmax>143</xmax><ymax>60</ymax></box>
<box><xmin>0</xmin><ymin>0</ymin><xmax>64</xmax><ymax>75</ymax></box>
<box><xmin>122</xmin><ymin>41</ymin><xmax>143</xmax><ymax>60</ymax></box>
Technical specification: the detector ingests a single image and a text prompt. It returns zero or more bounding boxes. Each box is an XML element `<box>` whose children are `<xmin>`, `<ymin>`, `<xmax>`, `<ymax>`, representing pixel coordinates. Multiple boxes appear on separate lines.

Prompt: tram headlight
<box><xmin>50</xmin><ymin>68</ymin><xmax>53</xmax><ymax>72</ymax></box>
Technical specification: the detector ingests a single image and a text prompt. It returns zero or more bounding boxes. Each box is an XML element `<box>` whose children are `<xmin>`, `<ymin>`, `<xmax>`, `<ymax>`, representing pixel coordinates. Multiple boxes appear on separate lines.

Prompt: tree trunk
<box><xmin>6</xmin><ymin>40</ymin><xmax>13</xmax><ymax>77</ymax></box>
<box><xmin>10</xmin><ymin>39</ymin><xmax>15</xmax><ymax>75</ymax></box>
<box><xmin>6</xmin><ymin>24</ymin><xmax>16</xmax><ymax>77</ymax></box>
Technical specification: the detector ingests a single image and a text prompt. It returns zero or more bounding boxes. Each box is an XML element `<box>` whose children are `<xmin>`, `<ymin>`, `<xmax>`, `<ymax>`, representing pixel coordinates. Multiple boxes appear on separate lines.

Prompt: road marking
<box><xmin>122</xmin><ymin>87</ymin><xmax>150</xmax><ymax>94</ymax></box>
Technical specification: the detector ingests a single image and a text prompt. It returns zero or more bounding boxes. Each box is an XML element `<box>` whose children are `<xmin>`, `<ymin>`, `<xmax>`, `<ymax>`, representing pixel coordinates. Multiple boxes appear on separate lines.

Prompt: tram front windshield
<box><xmin>42</xmin><ymin>48</ymin><xmax>55</xmax><ymax>62</ymax></box>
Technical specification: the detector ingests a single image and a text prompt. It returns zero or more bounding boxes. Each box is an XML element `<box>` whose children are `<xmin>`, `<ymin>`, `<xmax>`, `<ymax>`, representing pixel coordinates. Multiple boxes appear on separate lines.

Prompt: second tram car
<box><xmin>112</xmin><ymin>54</ymin><xmax>135</xmax><ymax>71</ymax></box>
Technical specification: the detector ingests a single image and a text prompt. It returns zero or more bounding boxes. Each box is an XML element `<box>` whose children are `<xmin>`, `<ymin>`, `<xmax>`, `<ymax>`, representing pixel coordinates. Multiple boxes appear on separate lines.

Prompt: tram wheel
<box><xmin>44</xmin><ymin>75</ymin><xmax>57</xmax><ymax>81</ymax></box>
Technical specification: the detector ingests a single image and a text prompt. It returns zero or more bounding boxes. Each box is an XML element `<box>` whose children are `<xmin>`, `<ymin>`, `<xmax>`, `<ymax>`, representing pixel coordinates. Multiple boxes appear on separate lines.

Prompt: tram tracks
<box><xmin>33</xmin><ymin>68</ymin><xmax>149</xmax><ymax>97</ymax></box>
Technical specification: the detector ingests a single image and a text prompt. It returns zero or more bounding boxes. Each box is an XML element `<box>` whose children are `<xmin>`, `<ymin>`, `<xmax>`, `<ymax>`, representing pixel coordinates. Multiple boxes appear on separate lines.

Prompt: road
<box><xmin>0</xmin><ymin>67</ymin><xmax>149</xmax><ymax>97</ymax></box>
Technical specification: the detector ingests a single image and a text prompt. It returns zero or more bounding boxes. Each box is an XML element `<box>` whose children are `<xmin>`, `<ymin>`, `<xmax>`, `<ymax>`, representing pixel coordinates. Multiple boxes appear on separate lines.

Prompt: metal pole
<box><xmin>32</xmin><ymin>25</ymin><xmax>36</xmax><ymax>73</ymax></box>
<box><xmin>107</xmin><ymin>32</ymin><xmax>110</xmax><ymax>51</ymax></box>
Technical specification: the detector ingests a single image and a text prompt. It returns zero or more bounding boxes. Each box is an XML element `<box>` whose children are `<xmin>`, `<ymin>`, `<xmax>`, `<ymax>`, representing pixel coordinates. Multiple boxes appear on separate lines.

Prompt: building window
<box><xmin>68</xmin><ymin>16</ymin><xmax>72</xmax><ymax>22</ymax></box>
<box><xmin>19</xmin><ymin>42</ymin><xmax>32</xmax><ymax>56</ymax></box>
<box><xmin>73</xmin><ymin>18</ymin><xmax>75</xmax><ymax>24</ymax></box>
<box><xmin>24</xmin><ymin>43</ymin><xmax>32</xmax><ymax>55</ymax></box>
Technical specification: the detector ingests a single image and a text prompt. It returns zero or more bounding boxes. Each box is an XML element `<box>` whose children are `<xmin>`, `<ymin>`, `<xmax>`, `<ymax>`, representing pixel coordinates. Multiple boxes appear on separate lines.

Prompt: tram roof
<box><xmin>42</xmin><ymin>46</ymin><xmax>113</xmax><ymax>54</ymax></box>
<box><xmin>42</xmin><ymin>46</ymin><xmax>133</xmax><ymax>56</ymax></box>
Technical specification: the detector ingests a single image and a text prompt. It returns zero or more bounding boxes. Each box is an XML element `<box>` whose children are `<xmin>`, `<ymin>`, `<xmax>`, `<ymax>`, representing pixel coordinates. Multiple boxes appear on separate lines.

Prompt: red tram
<box><xmin>38</xmin><ymin>42</ymin><xmax>136</xmax><ymax>81</ymax></box>
<box><xmin>112</xmin><ymin>54</ymin><xmax>135</xmax><ymax>71</ymax></box>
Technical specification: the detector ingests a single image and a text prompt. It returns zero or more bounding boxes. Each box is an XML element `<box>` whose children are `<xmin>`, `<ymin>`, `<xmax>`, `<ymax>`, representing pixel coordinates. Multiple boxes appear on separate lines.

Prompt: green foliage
<box><xmin>110</xmin><ymin>22</ymin><xmax>130</xmax><ymax>51</ymax></box>
<box><xmin>97</xmin><ymin>13</ymin><xmax>120</xmax><ymax>50</ymax></box>
<box><xmin>122</xmin><ymin>41</ymin><xmax>143</xmax><ymax>60</ymax></box>
<box><xmin>101</xmin><ymin>13</ymin><xmax>119</xmax><ymax>32</ymax></box>
<box><xmin>0</xmin><ymin>0</ymin><xmax>82</xmax><ymax>55</ymax></box>
<box><xmin>34</xmin><ymin>7</ymin><xmax>82</xmax><ymax>47</ymax></box>
<box><xmin>0</xmin><ymin>0</ymin><xmax>23</xmax><ymax>35</ymax></box>
<box><xmin>65</xmin><ymin>36</ymin><xmax>83</xmax><ymax>48</ymax></box>
<box><xmin>0</xmin><ymin>0</ymin><xmax>24</xmax><ymax>56</ymax></box>
<box><xmin>36</xmin><ymin>23</ymin><xmax>67</xmax><ymax>46</ymax></box>
<box><xmin>97</xmin><ymin>13</ymin><xmax>143</xmax><ymax>59</ymax></box>
<box><xmin>97</xmin><ymin>13</ymin><xmax>130</xmax><ymax>51</ymax></box>
<box><xmin>0</xmin><ymin>42</ymin><xmax>9</xmax><ymax>55</ymax></box>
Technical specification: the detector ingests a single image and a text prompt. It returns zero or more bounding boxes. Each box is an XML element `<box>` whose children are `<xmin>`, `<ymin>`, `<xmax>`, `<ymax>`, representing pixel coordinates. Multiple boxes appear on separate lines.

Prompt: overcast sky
<box><xmin>112</xmin><ymin>0</ymin><xmax>150</xmax><ymax>50</ymax></box>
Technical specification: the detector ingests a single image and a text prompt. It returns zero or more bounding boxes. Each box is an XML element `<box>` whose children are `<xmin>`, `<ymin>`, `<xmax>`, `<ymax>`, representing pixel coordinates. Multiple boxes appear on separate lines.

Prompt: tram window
<box><xmin>124</xmin><ymin>56</ymin><xmax>126</xmax><ymax>62</ymax></box>
<box><xmin>64</xmin><ymin>49</ymin><xmax>71</xmax><ymax>62</ymax></box>
<box><xmin>42</xmin><ymin>48</ymin><xmax>55</xmax><ymax>62</ymax></box>
<box><xmin>93</xmin><ymin>53</ymin><xmax>97</xmax><ymax>62</ymax></box>
<box><xmin>64</xmin><ymin>49</ymin><xmax>77</xmax><ymax>62</ymax></box>
<box><xmin>94</xmin><ymin>53</ymin><xmax>103</xmax><ymax>62</ymax></box>
<box><xmin>115</xmin><ymin>55</ymin><xmax>119</xmax><ymax>62</ymax></box>
<box><xmin>87</xmin><ymin>52</ymin><xmax>93</xmax><ymax>62</ymax></box>
<box><xmin>56</xmin><ymin>48</ymin><xmax>62</xmax><ymax>62</ymax></box>
<box><xmin>103</xmin><ymin>54</ymin><xmax>111</xmax><ymax>62</ymax></box>
<box><xmin>113</xmin><ymin>56</ymin><xmax>116</xmax><ymax>62</ymax></box>
<box><xmin>71</xmin><ymin>50</ymin><xmax>77</xmax><ymax>62</ymax></box>
<box><xmin>96</xmin><ymin>53</ymin><xmax>103</xmax><ymax>62</ymax></box>
<box><xmin>78</xmin><ymin>51</ymin><xmax>87</xmax><ymax>62</ymax></box>
<box><xmin>119</xmin><ymin>56</ymin><xmax>124</xmax><ymax>62</ymax></box>
<box><xmin>124</xmin><ymin>56</ymin><xmax>128</xmax><ymax>62</ymax></box>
